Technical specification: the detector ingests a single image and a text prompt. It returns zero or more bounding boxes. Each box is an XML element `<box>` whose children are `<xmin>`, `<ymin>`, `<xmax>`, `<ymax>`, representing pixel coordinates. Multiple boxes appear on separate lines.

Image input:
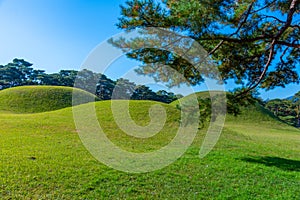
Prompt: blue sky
<box><xmin>0</xmin><ymin>0</ymin><xmax>298</xmax><ymax>99</ymax></box>
<box><xmin>0</xmin><ymin>0</ymin><xmax>125</xmax><ymax>72</ymax></box>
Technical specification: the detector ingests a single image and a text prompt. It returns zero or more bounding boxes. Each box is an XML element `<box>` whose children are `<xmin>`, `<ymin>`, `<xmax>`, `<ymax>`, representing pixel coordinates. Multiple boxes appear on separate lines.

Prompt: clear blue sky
<box><xmin>0</xmin><ymin>0</ymin><xmax>298</xmax><ymax>99</ymax></box>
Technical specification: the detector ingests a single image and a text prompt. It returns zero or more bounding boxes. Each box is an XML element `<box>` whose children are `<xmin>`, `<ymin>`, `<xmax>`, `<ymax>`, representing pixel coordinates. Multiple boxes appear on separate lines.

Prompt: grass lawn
<box><xmin>0</xmin><ymin>87</ymin><xmax>299</xmax><ymax>199</ymax></box>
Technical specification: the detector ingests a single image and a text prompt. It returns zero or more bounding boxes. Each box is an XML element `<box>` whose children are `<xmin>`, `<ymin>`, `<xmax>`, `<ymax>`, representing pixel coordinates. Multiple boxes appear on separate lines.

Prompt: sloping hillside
<box><xmin>171</xmin><ymin>91</ymin><xmax>279</xmax><ymax>124</ymax></box>
<box><xmin>0</xmin><ymin>86</ymin><xmax>99</xmax><ymax>113</ymax></box>
<box><xmin>0</xmin><ymin>91</ymin><xmax>299</xmax><ymax>199</ymax></box>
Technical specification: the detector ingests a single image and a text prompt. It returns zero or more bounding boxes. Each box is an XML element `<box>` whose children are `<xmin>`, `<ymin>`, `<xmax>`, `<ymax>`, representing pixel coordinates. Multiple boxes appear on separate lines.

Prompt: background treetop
<box><xmin>0</xmin><ymin>59</ymin><xmax>180</xmax><ymax>104</ymax></box>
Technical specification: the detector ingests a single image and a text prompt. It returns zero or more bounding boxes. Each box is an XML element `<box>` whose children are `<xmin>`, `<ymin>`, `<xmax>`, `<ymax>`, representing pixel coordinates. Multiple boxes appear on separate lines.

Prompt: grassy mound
<box><xmin>171</xmin><ymin>91</ymin><xmax>278</xmax><ymax>124</ymax></box>
<box><xmin>0</xmin><ymin>86</ymin><xmax>99</xmax><ymax>113</ymax></box>
<box><xmin>0</xmin><ymin>94</ymin><xmax>299</xmax><ymax>199</ymax></box>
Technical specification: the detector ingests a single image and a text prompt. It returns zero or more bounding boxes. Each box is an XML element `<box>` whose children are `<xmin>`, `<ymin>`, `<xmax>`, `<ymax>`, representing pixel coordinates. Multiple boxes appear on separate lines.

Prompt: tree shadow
<box><xmin>241</xmin><ymin>156</ymin><xmax>300</xmax><ymax>172</ymax></box>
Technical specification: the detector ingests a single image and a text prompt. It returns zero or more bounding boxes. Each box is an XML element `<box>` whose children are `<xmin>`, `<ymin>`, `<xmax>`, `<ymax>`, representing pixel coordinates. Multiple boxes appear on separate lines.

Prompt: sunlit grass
<box><xmin>0</xmin><ymin>86</ymin><xmax>98</xmax><ymax>113</ymax></box>
<box><xmin>0</xmin><ymin>89</ymin><xmax>299</xmax><ymax>199</ymax></box>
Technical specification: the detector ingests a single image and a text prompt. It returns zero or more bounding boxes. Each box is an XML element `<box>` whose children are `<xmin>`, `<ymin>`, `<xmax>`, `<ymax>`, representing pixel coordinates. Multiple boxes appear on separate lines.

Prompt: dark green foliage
<box><xmin>226</xmin><ymin>89</ymin><xmax>259</xmax><ymax>116</ymax></box>
<box><xmin>265</xmin><ymin>91</ymin><xmax>300</xmax><ymax>127</ymax></box>
<box><xmin>0</xmin><ymin>59</ymin><xmax>78</xmax><ymax>89</ymax></box>
<box><xmin>113</xmin><ymin>78</ymin><xmax>136</xmax><ymax>99</ymax></box>
<box><xmin>291</xmin><ymin>91</ymin><xmax>300</xmax><ymax>127</ymax></box>
<box><xmin>155</xmin><ymin>90</ymin><xmax>178</xmax><ymax>103</ymax></box>
<box><xmin>114</xmin><ymin>0</ymin><xmax>300</xmax><ymax>96</ymax></box>
<box><xmin>0</xmin><ymin>59</ymin><xmax>180</xmax><ymax>104</ymax></box>
<box><xmin>40</xmin><ymin>70</ymin><xmax>78</xmax><ymax>87</ymax></box>
<box><xmin>131</xmin><ymin>85</ymin><xmax>156</xmax><ymax>100</ymax></box>
<box><xmin>0</xmin><ymin>58</ymin><xmax>45</xmax><ymax>89</ymax></box>
<box><xmin>176</xmin><ymin>96</ymin><xmax>213</xmax><ymax>128</ymax></box>
<box><xmin>74</xmin><ymin>70</ymin><xmax>180</xmax><ymax>103</ymax></box>
<box><xmin>173</xmin><ymin>90</ymin><xmax>260</xmax><ymax>127</ymax></box>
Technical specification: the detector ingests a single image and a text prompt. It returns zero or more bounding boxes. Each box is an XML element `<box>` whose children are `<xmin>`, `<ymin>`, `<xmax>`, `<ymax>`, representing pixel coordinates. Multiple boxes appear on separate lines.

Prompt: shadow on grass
<box><xmin>241</xmin><ymin>156</ymin><xmax>300</xmax><ymax>172</ymax></box>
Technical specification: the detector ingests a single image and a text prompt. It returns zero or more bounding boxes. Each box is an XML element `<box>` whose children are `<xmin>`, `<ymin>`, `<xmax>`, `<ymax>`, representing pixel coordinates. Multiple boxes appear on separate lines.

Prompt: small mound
<box><xmin>0</xmin><ymin>86</ymin><xmax>99</xmax><ymax>113</ymax></box>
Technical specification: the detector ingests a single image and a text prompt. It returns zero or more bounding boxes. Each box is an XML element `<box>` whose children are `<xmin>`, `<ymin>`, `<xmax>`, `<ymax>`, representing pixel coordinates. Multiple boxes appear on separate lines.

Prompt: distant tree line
<box><xmin>265</xmin><ymin>92</ymin><xmax>300</xmax><ymax>128</ymax></box>
<box><xmin>0</xmin><ymin>58</ymin><xmax>182</xmax><ymax>103</ymax></box>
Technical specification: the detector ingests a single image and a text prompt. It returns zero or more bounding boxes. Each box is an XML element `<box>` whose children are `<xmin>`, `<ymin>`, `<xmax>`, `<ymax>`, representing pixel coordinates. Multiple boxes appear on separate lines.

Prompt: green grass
<box><xmin>0</xmin><ymin>89</ymin><xmax>299</xmax><ymax>199</ymax></box>
<box><xmin>0</xmin><ymin>86</ymin><xmax>99</xmax><ymax>113</ymax></box>
<box><xmin>170</xmin><ymin>91</ymin><xmax>223</xmax><ymax>106</ymax></box>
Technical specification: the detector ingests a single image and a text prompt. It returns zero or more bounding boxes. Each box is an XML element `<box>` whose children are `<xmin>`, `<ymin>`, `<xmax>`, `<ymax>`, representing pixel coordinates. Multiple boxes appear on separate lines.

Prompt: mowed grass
<box><xmin>0</xmin><ymin>86</ymin><xmax>99</xmax><ymax>113</ymax></box>
<box><xmin>0</xmin><ymin>89</ymin><xmax>299</xmax><ymax>199</ymax></box>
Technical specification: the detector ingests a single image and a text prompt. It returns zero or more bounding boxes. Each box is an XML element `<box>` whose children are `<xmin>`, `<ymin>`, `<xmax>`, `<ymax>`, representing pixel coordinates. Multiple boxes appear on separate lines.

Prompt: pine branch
<box><xmin>275</xmin><ymin>41</ymin><xmax>300</xmax><ymax>48</ymax></box>
<box><xmin>236</xmin><ymin>40</ymin><xmax>276</xmax><ymax>98</ymax></box>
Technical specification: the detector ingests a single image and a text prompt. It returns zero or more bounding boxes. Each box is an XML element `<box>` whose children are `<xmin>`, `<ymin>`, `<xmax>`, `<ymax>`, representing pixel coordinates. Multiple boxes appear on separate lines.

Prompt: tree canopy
<box><xmin>113</xmin><ymin>0</ymin><xmax>300</xmax><ymax>97</ymax></box>
<box><xmin>265</xmin><ymin>91</ymin><xmax>300</xmax><ymax>127</ymax></box>
<box><xmin>0</xmin><ymin>59</ymin><xmax>180</xmax><ymax>104</ymax></box>
<box><xmin>0</xmin><ymin>58</ymin><xmax>45</xmax><ymax>89</ymax></box>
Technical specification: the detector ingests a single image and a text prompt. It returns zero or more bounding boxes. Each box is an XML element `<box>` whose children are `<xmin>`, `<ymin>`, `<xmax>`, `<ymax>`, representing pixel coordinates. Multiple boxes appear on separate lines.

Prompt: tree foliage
<box><xmin>0</xmin><ymin>59</ymin><xmax>44</xmax><ymax>89</ymax></box>
<box><xmin>291</xmin><ymin>91</ymin><xmax>300</xmax><ymax>126</ymax></box>
<box><xmin>113</xmin><ymin>0</ymin><xmax>300</xmax><ymax>97</ymax></box>
<box><xmin>0</xmin><ymin>59</ymin><xmax>180</xmax><ymax>104</ymax></box>
<box><xmin>266</xmin><ymin>91</ymin><xmax>300</xmax><ymax>127</ymax></box>
<box><xmin>41</xmin><ymin>70</ymin><xmax>78</xmax><ymax>87</ymax></box>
